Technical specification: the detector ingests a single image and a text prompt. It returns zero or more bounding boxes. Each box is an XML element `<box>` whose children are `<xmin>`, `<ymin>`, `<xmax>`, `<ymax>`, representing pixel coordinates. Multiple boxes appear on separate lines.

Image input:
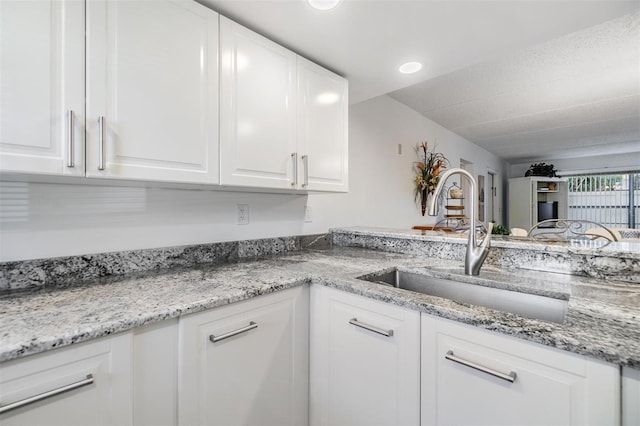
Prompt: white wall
<box><xmin>309</xmin><ymin>95</ymin><xmax>505</xmax><ymax>231</ymax></box>
<box><xmin>0</xmin><ymin>95</ymin><xmax>503</xmax><ymax>261</ymax></box>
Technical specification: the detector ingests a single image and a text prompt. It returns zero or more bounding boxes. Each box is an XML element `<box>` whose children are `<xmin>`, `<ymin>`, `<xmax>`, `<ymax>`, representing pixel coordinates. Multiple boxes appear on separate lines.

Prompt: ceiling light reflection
<box><xmin>315</xmin><ymin>92</ymin><xmax>340</xmax><ymax>105</ymax></box>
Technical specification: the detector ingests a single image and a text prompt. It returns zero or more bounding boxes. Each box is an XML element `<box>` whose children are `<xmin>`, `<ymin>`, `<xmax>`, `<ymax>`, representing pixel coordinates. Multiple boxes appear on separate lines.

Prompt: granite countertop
<box><xmin>335</xmin><ymin>226</ymin><xmax>640</xmax><ymax>258</ymax></box>
<box><xmin>1</xmin><ymin>245</ymin><xmax>639</xmax><ymax>368</ymax></box>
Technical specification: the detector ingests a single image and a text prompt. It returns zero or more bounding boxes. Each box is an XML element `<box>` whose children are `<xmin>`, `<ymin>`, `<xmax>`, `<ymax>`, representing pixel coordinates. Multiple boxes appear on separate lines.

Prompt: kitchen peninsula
<box><xmin>1</xmin><ymin>228</ymin><xmax>639</xmax><ymax>425</ymax></box>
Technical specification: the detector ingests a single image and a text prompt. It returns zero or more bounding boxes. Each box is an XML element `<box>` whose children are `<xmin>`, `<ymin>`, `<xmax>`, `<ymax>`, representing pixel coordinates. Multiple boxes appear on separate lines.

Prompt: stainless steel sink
<box><xmin>359</xmin><ymin>269</ymin><xmax>568</xmax><ymax>324</ymax></box>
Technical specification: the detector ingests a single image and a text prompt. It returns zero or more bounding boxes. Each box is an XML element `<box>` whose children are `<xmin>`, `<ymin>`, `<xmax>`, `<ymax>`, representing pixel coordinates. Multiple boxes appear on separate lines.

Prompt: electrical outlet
<box><xmin>304</xmin><ymin>205</ymin><xmax>313</xmax><ymax>223</ymax></box>
<box><xmin>237</xmin><ymin>204</ymin><xmax>249</xmax><ymax>225</ymax></box>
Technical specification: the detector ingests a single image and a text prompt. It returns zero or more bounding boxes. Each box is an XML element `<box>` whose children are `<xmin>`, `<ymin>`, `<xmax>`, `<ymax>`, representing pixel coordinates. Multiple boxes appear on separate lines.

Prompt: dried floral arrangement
<box><xmin>414</xmin><ymin>141</ymin><xmax>449</xmax><ymax>216</ymax></box>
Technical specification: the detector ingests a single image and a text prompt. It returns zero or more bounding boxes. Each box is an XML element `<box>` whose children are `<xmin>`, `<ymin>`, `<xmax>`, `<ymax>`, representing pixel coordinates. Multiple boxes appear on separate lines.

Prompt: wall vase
<box><xmin>421</xmin><ymin>188</ymin><xmax>432</xmax><ymax>216</ymax></box>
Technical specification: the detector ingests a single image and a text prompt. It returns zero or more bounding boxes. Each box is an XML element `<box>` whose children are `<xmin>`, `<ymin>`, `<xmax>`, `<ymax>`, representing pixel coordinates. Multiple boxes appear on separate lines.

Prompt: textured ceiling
<box><xmin>389</xmin><ymin>12</ymin><xmax>640</xmax><ymax>163</ymax></box>
<box><xmin>198</xmin><ymin>0</ymin><xmax>640</xmax><ymax>163</ymax></box>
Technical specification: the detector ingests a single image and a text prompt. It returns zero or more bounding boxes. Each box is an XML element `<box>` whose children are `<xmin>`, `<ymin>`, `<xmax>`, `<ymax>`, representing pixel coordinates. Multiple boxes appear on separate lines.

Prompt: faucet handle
<box><xmin>479</xmin><ymin>222</ymin><xmax>494</xmax><ymax>250</ymax></box>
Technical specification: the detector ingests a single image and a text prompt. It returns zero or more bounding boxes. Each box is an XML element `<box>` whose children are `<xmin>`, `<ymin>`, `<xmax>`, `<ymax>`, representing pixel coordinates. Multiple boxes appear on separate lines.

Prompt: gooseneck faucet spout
<box><xmin>427</xmin><ymin>168</ymin><xmax>493</xmax><ymax>275</ymax></box>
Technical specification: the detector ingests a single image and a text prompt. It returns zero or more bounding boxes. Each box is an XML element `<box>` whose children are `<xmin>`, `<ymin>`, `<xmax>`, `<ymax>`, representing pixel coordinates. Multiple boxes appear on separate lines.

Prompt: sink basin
<box><xmin>359</xmin><ymin>268</ymin><xmax>568</xmax><ymax>324</ymax></box>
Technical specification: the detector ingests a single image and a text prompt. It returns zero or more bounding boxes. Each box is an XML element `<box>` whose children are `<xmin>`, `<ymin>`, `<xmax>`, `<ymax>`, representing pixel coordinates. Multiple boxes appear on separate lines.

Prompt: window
<box><xmin>566</xmin><ymin>173</ymin><xmax>639</xmax><ymax>228</ymax></box>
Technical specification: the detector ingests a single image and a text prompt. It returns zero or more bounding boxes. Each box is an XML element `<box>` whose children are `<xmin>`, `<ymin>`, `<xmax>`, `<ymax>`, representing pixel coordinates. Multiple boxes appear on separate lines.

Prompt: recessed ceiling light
<box><xmin>307</xmin><ymin>0</ymin><xmax>343</xmax><ymax>11</ymax></box>
<box><xmin>398</xmin><ymin>62</ymin><xmax>423</xmax><ymax>74</ymax></box>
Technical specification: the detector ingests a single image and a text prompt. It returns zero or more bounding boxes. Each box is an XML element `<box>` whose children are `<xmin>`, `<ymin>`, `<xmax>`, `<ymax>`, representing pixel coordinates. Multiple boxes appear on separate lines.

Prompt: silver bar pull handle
<box><xmin>291</xmin><ymin>153</ymin><xmax>298</xmax><ymax>187</ymax></box>
<box><xmin>291</xmin><ymin>152</ymin><xmax>298</xmax><ymax>188</ymax></box>
<box><xmin>66</xmin><ymin>110</ymin><xmax>74</xmax><ymax>167</ymax></box>
<box><xmin>445</xmin><ymin>350</ymin><xmax>516</xmax><ymax>383</ymax></box>
<box><xmin>301</xmin><ymin>155</ymin><xmax>309</xmax><ymax>188</ymax></box>
<box><xmin>0</xmin><ymin>374</ymin><xmax>94</xmax><ymax>415</ymax></box>
<box><xmin>209</xmin><ymin>321</ymin><xmax>258</xmax><ymax>343</ymax></box>
<box><xmin>97</xmin><ymin>116</ymin><xmax>105</xmax><ymax>170</ymax></box>
<box><xmin>349</xmin><ymin>318</ymin><xmax>393</xmax><ymax>337</ymax></box>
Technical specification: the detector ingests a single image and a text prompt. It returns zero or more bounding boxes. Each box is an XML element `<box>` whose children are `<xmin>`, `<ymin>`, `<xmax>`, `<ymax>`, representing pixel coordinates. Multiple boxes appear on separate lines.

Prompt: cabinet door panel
<box><xmin>436</xmin><ymin>335</ymin><xmax>575</xmax><ymax>425</ymax></box>
<box><xmin>87</xmin><ymin>0</ymin><xmax>218</xmax><ymax>183</ymax></box>
<box><xmin>179</xmin><ymin>287</ymin><xmax>308</xmax><ymax>426</ymax></box>
<box><xmin>0</xmin><ymin>0</ymin><xmax>84</xmax><ymax>176</ymax></box>
<box><xmin>421</xmin><ymin>314</ymin><xmax>620</xmax><ymax>426</ymax></box>
<box><xmin>623</xmin><ymin>367</ymin><xmax>640</xmax><ymax>426</ymax></box>
<box><xmin>219</xmin><ymin>16</ymin><xmax>297</xmax><ymax>189</ymax></box>
<box><xmin>297</xmin><ymin>57</ymin><xmax>348</xmax><ymax>192</ymax></box>
<box><xmin>0</xmin><ymin>333</ymin><xmax>132</xmax><ymax>426</ymax></box>
<box><xmin>310</xmin><ymin>286</ymin><xmax>420</xmax><ymax>426</ymax></box>
<box><xmin>132</xmin><ymin>319</ymin><xmax>178</xmax><ymax>426</ymax></box>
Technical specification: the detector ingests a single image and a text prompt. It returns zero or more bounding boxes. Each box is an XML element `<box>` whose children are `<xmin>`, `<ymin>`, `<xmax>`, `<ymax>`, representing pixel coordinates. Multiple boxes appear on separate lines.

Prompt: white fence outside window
<box><xmin>566</xmin><ymin>173</ymin><xmax>639</xmax><ymax>229</ymax></box>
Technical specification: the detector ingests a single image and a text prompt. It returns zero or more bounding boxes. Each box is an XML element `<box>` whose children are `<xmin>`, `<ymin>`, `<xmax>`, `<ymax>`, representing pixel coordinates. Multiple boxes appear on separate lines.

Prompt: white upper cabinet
<box><xmin>219</xmin><ymin>16</ymin><xmax>297</xmax><ymax>189</ymax></box>
<box><xmin>0</xmin><ymin>0</ymin><xmax>85</xmax><ymax>176</ymax></box>
<box><xmin>2</xmin><ymin>1</ymin><xmax>347</xmax><ymax>191</ymax></box>
<box><xmin>220</xmin><ymin>17</ymin><xmax>348</xmax><ymax>192</ymax></box>
<box><xmin>86</xmin><ymin>0</ymin><xmax>219</xmax><ymax>184</ymax></box>
<box><xmin>297</xmin><ymin>57</ymin><xmax>348</xmax><ymax>192</ymax></box>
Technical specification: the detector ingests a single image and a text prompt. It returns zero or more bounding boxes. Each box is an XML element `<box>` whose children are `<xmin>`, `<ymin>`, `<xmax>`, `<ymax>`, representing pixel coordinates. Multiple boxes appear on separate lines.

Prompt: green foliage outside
<box><xmin>491</xmin><ymin>224</ymin><xmax>510</xmax><ymax>235</ymax></box>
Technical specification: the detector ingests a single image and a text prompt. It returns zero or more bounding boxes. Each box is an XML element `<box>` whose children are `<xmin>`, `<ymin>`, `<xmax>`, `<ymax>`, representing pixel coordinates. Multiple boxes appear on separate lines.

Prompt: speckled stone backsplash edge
<box><xmin>0</xmin><ymin>234</ymin><xmax>331</xmax><ymax>291</ymax></box>
<box><xmin>332</xmin><ymin>229</ymin><xmax>640</xmax><ymax>283</ymax></box>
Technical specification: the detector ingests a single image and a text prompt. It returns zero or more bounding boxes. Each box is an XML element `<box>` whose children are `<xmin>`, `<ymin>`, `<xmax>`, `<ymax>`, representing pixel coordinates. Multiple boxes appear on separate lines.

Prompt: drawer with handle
<box><xmin>421</xmin><ymin>314</ymin><xmax>620</xmax><ymax>425</ymax></box>
<box><xmin>0</xmin><ymin>333</ymin><xmax>132</xmax><ymax>426</ymax></box>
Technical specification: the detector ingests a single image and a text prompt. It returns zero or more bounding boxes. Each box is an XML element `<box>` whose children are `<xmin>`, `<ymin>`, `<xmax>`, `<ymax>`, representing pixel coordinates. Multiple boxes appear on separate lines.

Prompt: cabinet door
<box><xmin>623</xmin><ymin>367</ymin><xmax>640</xmax><ymax>426</ymax></box>
<box><xmin>310</xmin><ymin>285</ymin><xmax>420</xmax><ymax>426</ymax></box>
<box><xmin>297</xmin><ymin>57</ymin><xmax>349</xmax><ymax>192</ymax></box>
<box><xmin>421</xmin><ymin>314</ymin><xmax>620</xmax><ymax>426</ymax></box>
<box><xmin>0</xmin><ymin>0</ymin><xmax>84</xmax><ymax>176</ymax></box>
<box><xmin>132</xmin><ymin>319</ymin><xmax>178</xmax><ymax>426</ymax></box>
<box><xmin>86</xmin><ymin>0</ymin><xmax>219</xmax><ymax>184</ymax></box>
<box><xmin>179</xmin><ymin>286</ymin><xmax>309</xmax><ymax>426</ymax></box>
<box><xmin>0</xmin><ymin>333</ymin><xmax>132</xmax><ymax>426</ymax></box>
<box><xmin>219</xmin><ymin>16</ymin><xmax>297</xmax><ymax>189</ymax></box>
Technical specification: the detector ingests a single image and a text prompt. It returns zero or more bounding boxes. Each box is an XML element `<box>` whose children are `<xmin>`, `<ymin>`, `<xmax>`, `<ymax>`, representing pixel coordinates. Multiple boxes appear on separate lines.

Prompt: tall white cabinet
<box><xmin>0</xmin><ymin>0</ymin><xmax>85</xmax><ymax>176</ymax></box>
<box><xmin>508</xmin><ymin>177</ymin><xmax>568</xmax><ymax>230</ymax></box>
<box><xmin>86</xmin><ymin>0</ymin><xmax>219</xmax><ymax>184</ymax></box>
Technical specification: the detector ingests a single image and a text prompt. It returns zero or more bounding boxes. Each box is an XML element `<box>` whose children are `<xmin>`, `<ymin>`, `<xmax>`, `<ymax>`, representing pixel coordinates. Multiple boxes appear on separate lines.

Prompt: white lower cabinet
<box><xmin>178</xmin><ymin>286</ymin><xmax>309</xmax><ymax>426</ymax></box>
<box><xmin>132</xmin><ymin>319</ymin><xmax>179</xmax><ymax>426</ymax></box>
<box><xmin>0</xmin><ymin>285</ymin><xmax>631</xmax><ymax>426</ymax></box>
<box><xmin>310</xmin><ymin>285</ymin><xmax>421</xmax><ymax>426</ymax></box>
<box><xmin>0</xmin><ymin>332</ymin><xmax>133</xmax><ymax>426</ymax></box>
<box><xmin>623</xmin><ymin>367</ymin><xmax>640</xmax><ymax>426</ymax></box>
<box><xmin>421</xmin><ymin>313</ymin><xmax>620</xmax><ymax>426</ymax></box>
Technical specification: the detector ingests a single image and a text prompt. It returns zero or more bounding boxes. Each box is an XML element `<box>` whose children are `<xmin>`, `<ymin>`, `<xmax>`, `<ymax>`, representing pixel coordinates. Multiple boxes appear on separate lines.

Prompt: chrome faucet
<box><xmin>428</xmin><ymin>168</ymin><xmax>493</xmax><ymax>275</ymax></box>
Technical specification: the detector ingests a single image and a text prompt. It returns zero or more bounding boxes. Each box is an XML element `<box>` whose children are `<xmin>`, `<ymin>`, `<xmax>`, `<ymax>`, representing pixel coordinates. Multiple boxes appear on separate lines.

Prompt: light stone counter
<box><xmin>332</xmin><ymin>226</ymin><xmax>640</xmax><ymax>282</ymax></box>
<box><xmin>1</xmin><ymin>231</ymin><xmax>638</xmax><ymax>368</ymax></box>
